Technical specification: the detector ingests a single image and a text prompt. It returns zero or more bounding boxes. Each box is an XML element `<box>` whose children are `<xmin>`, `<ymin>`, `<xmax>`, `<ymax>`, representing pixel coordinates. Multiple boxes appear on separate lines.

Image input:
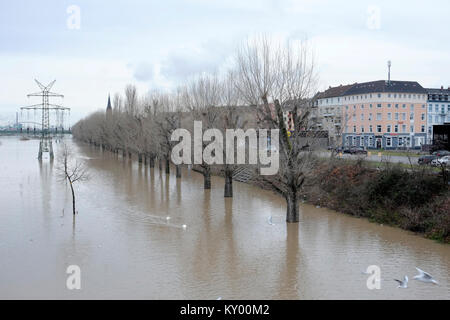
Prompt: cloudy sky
<box><xmin>0</xmin><ymin>0</ymin><xmax>449</xmax><ymax>125</ymax></box>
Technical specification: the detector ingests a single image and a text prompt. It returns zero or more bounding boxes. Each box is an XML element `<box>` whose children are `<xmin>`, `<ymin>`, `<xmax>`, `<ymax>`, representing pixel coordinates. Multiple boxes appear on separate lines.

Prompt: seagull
<box><xmin>267</xmin><ymin>216</ymin><xmax>274</xmax><ymax>225</ymax></box>
<box><xmin>413</xmin><ymin>267</ymin><xmax>438</xmax><ymax>284</ymax></box>
<box><xmin>166</xmin><ymin>216</ymin><xmax>171</xmax><ymax>221</ymax></box>
<box><xmin>394</xmin><ymin>275</ymin><xmax>408</xmax><ymax>288</ymax></box>
<box><xmin>182</xmin><ymin>224</ymin><xmax>187</xmax><ymax>229</ymax></box>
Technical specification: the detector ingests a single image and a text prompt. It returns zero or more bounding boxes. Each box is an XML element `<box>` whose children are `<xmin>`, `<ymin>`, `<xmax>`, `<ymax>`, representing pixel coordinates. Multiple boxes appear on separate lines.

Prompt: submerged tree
<box><xmin>234</xmin><ymin>36</ymin><xmax>318</xmax><ymax>223</ymax></box>
<box><xmin>56</xmin><ymin>143</ymin><xmax>89</xmax><ymax>216</ymax></box>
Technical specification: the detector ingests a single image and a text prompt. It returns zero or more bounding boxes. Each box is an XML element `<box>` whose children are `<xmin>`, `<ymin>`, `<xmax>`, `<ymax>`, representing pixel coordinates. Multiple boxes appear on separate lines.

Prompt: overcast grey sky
<box><xmin>0</xmin><ymin>0</ymin><xmax>449</xmax><ymax>124</ymax></box>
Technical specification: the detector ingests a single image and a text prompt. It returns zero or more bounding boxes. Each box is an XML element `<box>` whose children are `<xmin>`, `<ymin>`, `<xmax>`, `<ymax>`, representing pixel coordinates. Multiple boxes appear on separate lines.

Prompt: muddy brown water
<box><xmin>0</xmin><ymin>136</ymin><xmax>449</xmax><ymax>299</ymax></box>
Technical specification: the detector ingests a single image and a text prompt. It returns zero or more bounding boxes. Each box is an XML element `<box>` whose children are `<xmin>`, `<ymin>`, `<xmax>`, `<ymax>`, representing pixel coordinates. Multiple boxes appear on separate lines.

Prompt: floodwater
<box><xmin>0</xmin><ymin>135</ymin><xmax>449</xmax><ymax>299</ymax></box>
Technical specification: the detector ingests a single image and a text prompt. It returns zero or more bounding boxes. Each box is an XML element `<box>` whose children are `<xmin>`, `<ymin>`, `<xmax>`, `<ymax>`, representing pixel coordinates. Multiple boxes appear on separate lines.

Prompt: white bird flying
<box><xmin>413</xmin><ymin>267</ymin><xmax>438</xmax><ymax>284</ymax></box>
<box><xmin>394</xmin><ymin>275</ymin><xmax>408</xmax><ymax>288</ymax></box>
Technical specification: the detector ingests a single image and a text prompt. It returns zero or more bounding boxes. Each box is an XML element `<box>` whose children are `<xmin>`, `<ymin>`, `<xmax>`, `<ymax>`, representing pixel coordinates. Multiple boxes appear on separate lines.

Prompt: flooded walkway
<box><xmin>0</xmin><ymin>136</ymin><xmax>449</xmax><ymax>299</ymax></box>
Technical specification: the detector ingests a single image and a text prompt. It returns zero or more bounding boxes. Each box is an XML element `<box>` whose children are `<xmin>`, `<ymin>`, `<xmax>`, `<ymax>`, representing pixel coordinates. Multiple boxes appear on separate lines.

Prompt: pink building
<box><xmin>339</xmin><ymin>80</ymin><xmax>428</xmax><ymax>149</ymax></box>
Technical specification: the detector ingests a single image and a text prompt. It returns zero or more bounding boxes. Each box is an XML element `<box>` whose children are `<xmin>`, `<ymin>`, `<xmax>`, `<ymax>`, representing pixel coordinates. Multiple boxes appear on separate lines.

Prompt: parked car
<box><xmin>345</xmin><ymin>147</ymin><xmax>368</xmax><ymax>155</ymax></box>
<box><xmin>431</xmin><ymin>156</ymin><xmax>450</xmax><ymax>167</ymax></box>
<box><xmin>418</xmin><ymin>155</ymin><xmax>437</xmax><ymax>165</ymax></box>
<box><xmin>432</xmin><ymin>150</ymin><xmax>450</xmax><ymax>157</ymax></box>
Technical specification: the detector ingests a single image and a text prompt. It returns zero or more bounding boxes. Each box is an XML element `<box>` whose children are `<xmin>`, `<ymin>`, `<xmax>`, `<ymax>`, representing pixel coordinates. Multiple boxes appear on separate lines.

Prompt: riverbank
<box><xmin>302</xmin><ymin>159</ymin><xmax>450</xmax><ymax>243</ymax></box>
<box><xmin>195</xmin><ymin>159</ymin><xmax>450</xmax><ymax>243</ymax></box>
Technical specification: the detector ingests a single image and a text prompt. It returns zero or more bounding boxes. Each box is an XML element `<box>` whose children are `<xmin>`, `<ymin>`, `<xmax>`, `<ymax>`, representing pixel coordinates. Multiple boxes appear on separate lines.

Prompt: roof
<box><xmin>316</xmin><ymin>80</ymin><xmax>427</xmax><ymax>99</ymax></box>
<box><xmin>426</xmin><ymin>87</ymin><xmax>450</xmax><ymax>95</ymax></box>
<box><xmin>344</xmin><ymin>80</ymin><xmax>426</xmax><ymax>95</ymax></box>
<box><xmin>316</xmin><ymin>84</ymin><xmax>355</xmax><ymax>99</ymax></box>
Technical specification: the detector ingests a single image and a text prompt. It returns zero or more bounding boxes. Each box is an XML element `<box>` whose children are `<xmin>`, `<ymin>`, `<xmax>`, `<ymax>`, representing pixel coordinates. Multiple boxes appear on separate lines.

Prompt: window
<box><xmin>369</xmin><ymin>125</ymin><xmax>373</xmax><ymax>133</ymax></box>
<box><xmin>429</xmin><ymin>104</ymin><xmax>432</xmax><ymax>112</ymax></box>
<box><xmin>377</xmin><ymin>113</ymin><xmax>382</xmax><ymax>120</ymax></box>
<box><xmin>377</xmin><ymin>104</ymin><xmax>382</xmax><ymax>108</ymax></box>
<box><xmin>346</xmin><ymin>105</ymin><xmax>348</xmax><ymax>110</ymax></box>
<box><xmin>411</xmin><ymin>104</ymin><xmax>414</xmax><ymax>110</ymax></box>
<box><xmin>370</xmin><ymin>104</ymin><xmax>373</xmax><ymax>109</ymax></box>
<box><xmin>395</xmin><ymin>104</ymin><xmax>399</xmax><ymax>109</ymax></box>
<box><xmin>353</xmin><ymin>115</ymin><xmax>356</xmax><ymax>121</ymax></box>
<box><xmin>402</xmin><ymin>104</ymin><xmax>406</xmax><ymax>109</ymax></box>
<box><xmin>387</xmin><ymin>125</ymin><xmax>391</xmax><ymax>133</ymax></box>
<box><xmin>387</xmin><ymin>113</ymin><xmax>392</xmax><ymax>120</ymax></box>
<box><xmin>388</xmin><ymin>104</ymin><xmax>391</xmax><ymax>108</ymax></box>
<box><xmin>435</xmin><ymin>105</ymin><xmax>439</xmax><ymax>112</ymax></box>
<box><xmin>402</xmin><ymin>113</ymin><xmax>406</xmax><ymax>120</ymax></box>
<box><xmin>361</xmin><ymin>114</ymin><xmax>364</xmax><ymax>121</ymax></box>
<box><xmin>429</xmin><ymin>115</ymin><xmax>432</xmax><ymax>123</ymax></box>
<box><xmin>353</xmin><ymin>105</ymin><xmax>356</xmax><ymax>110</ymax></box>
<box><xmin>369</xmin><ymin>113</ymin><xmax>373</xmax><ymax>120</ymax></box>
<box><xmin>394</xmin><ymin>125</ymin><xmax>398</xmax><ymax>133</ymax></box>
<box><xmin>421</xmin><ymin>125</ymin><xmax>425</xmax><ymax>133</ymax></box>
<box><xmin>410</xmin><ymin>113</ymin><xmax>414</xmax><ymax>120</ymax></box>
<box><xmin>361</xmin><ymin>126</ymin><xmax>365</xmax><ymax>133</ymax></box>
<box><xmin>353</xmin><ymin>126</ymin><xmax>356</xmax><ymax>133</ymax></box>
<box><xmin>395</xmin><ymin>113</ymin><xmax>399</xmax><ymax>120</ymax></box>
<box><xmin>421</xmin><ymin>113</ymin><xmax>425</xmax><ymax>121</ymax></box>
<box><xmin>410</xmin><ymin>125</ymin><xmax>414</xmax><ymax>133</ymax></box>
<box><xmin>377</xmin><ymin>125</ymin><xmax>382</xmax><ymax>133</ymax></box>
<box><xmin>386</xmin><ymin>137</ymin><xmax>392</xmax><ymax>147</ymax></box>
<box><xmin>435</xmin><ymin>115</ymin><xmax>439</xmax><ymax>122</ymax></box>
<box><xmin>402</xmin><ymin>125</ymin><xmax>406</xmax><ymax>133</ymax></box>
<box><xmin>378</xmin><ymin>93</ymin><xmax>381</xmax><ymax>98</ymax></box>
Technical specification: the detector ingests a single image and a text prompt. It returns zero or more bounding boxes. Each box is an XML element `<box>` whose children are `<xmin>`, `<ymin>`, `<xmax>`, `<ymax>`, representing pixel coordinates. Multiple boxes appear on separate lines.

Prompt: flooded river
<box><xmin>0</xmin><ymin>135</ymin><xmax>449</xmax><ymax>299</ymax></box>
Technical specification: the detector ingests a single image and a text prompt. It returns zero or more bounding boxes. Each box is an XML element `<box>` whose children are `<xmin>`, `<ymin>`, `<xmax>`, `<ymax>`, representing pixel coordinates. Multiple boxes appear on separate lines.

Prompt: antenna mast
<box><xmin>387</xmin><ymin>60</ymin><xmax>392</xmax><ymax>85</ymax></box>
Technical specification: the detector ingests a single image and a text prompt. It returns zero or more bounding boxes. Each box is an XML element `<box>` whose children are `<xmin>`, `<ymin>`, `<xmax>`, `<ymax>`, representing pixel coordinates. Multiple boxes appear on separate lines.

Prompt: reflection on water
<box><xmin>0</xmin><ymin>136</ymin><xmax>449</xmax><ymax>299</ymax></box>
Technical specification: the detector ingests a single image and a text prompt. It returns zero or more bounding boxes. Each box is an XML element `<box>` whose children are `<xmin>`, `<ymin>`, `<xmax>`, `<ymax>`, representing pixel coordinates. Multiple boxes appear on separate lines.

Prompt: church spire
<box><xmin>106</xmin><ymin>93</ymin><xmax>112</xmax><ymax>111</ymax></box>
<box><xmin>106</xmin><ymin>93</ymin><xmax>112</xmax><ymax>118</ymax></box>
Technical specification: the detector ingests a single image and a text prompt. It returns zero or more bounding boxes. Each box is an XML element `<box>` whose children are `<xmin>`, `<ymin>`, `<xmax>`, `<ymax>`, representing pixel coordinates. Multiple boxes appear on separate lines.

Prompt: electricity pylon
<box><xmin>21</xmin><ymin>80</ymin><xmax>70</xmax><ymax>160</ymax></box>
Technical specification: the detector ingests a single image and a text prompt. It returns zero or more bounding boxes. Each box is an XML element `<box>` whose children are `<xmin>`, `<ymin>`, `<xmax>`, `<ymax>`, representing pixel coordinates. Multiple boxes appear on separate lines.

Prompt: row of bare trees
<box><xmin>72</xmin><ymin>36</ymin><xmax>319</xmax><ymax>222</ymax></box>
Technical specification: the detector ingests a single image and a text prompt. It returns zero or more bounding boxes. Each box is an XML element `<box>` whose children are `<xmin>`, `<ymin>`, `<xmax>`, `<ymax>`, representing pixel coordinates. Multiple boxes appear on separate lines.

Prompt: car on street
<box><xmin>343</xmin><ymin>147</ymin><xmax>368</xmax><ymax>155</ymax></box>
<box><xmin>432</xmin><ymin>150</ymin><xmax>450</xmax><ymax>157</ymax></box>
<box><xmin>431</xmin><ymin>156</ymin><xmax>450</xmax><ymax>167</ymax></box>
<box><xmin>418</xmin><ymin>155</ymin><xmax>437</xmax><ymax>165</ymax></box>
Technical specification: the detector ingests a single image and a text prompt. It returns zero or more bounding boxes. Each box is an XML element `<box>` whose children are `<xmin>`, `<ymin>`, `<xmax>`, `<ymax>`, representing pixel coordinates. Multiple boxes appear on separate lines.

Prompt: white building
<box><xmin>426</xmin><ymin>87</ymin><xmax>450</xmax><ymax>144</ymax></box>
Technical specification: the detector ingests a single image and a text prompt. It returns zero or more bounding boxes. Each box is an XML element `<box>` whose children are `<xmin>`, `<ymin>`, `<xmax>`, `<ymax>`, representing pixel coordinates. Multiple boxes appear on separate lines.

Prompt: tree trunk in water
<box><xmin>176</xmin><ymin>165</ymin><xmax>181</xmax><ymax>178</ymax></box>
<box><xmin>224</xmin><ymin>170</ymin><xmax>233</xmax><ymax>198</ymax></box>
<box><xmin>203</xmin><ymin>167</ymin><xmax>211</xmax><ymax>189</ymax></box>
<box><xmin>144</xmin><ymin>155</ymin><xmax>147</xmax><ymax>166</ymax></box>
<box><xmin>149</xmin><ymin>156</ymin><xmax>155</xmax><ymax>168</ymax></box>
<box><xmin>138</xmin><ymin>153</ymin><xmax>142</xmax><ymax>163</ymax></box>
<box><xmin>70</xmin><ymin>182</ymin><xmax>76</xmax><ymax>216</ymax></box>
<box><xmin>165</xmin><ymin>158</ymin><xmax>170</xmax><ymax>174</ymax></box>
<box><xmin>122</xmin><ymin>150</ymin><xmax>126</xmax><ymax>158</ymax></box>
<box><xmin>286</xmin><ymin>193</ymin><xmax>299</xmax><ymax>223</ymax></box>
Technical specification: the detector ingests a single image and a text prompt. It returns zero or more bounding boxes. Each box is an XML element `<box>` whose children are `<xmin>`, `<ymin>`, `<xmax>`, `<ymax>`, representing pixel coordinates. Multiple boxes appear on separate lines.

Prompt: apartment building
<box><xmin>341</xmin><ymin>80</ymin><xmax>428</xmax><ymax>149</ymax></box>
<box><xmin>315</xmin><ymin>84</ymin><xmax>354</xmax><ymax>145</ymax></box>
<box><xmin>426</xmin><ymin>86</ymin><xmax>450</xmax><ymax>144</ymax></box>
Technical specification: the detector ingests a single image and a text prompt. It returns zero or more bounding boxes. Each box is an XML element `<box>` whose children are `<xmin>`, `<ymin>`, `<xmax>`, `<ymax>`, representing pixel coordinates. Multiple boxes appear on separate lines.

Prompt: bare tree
<box><xmin>234</xmin><ymin>36</ymin><xmax>318</xmax><ymax>222</ymax></box>
<box><xmin>56</xmin><ymin>143</ymin><xmax>89</xmax><ymax>216</ymax></box>
<box><xmin>184</xmin><ymin>73</ymin><xmax>223</xmax><ymax>189</ymax></box>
